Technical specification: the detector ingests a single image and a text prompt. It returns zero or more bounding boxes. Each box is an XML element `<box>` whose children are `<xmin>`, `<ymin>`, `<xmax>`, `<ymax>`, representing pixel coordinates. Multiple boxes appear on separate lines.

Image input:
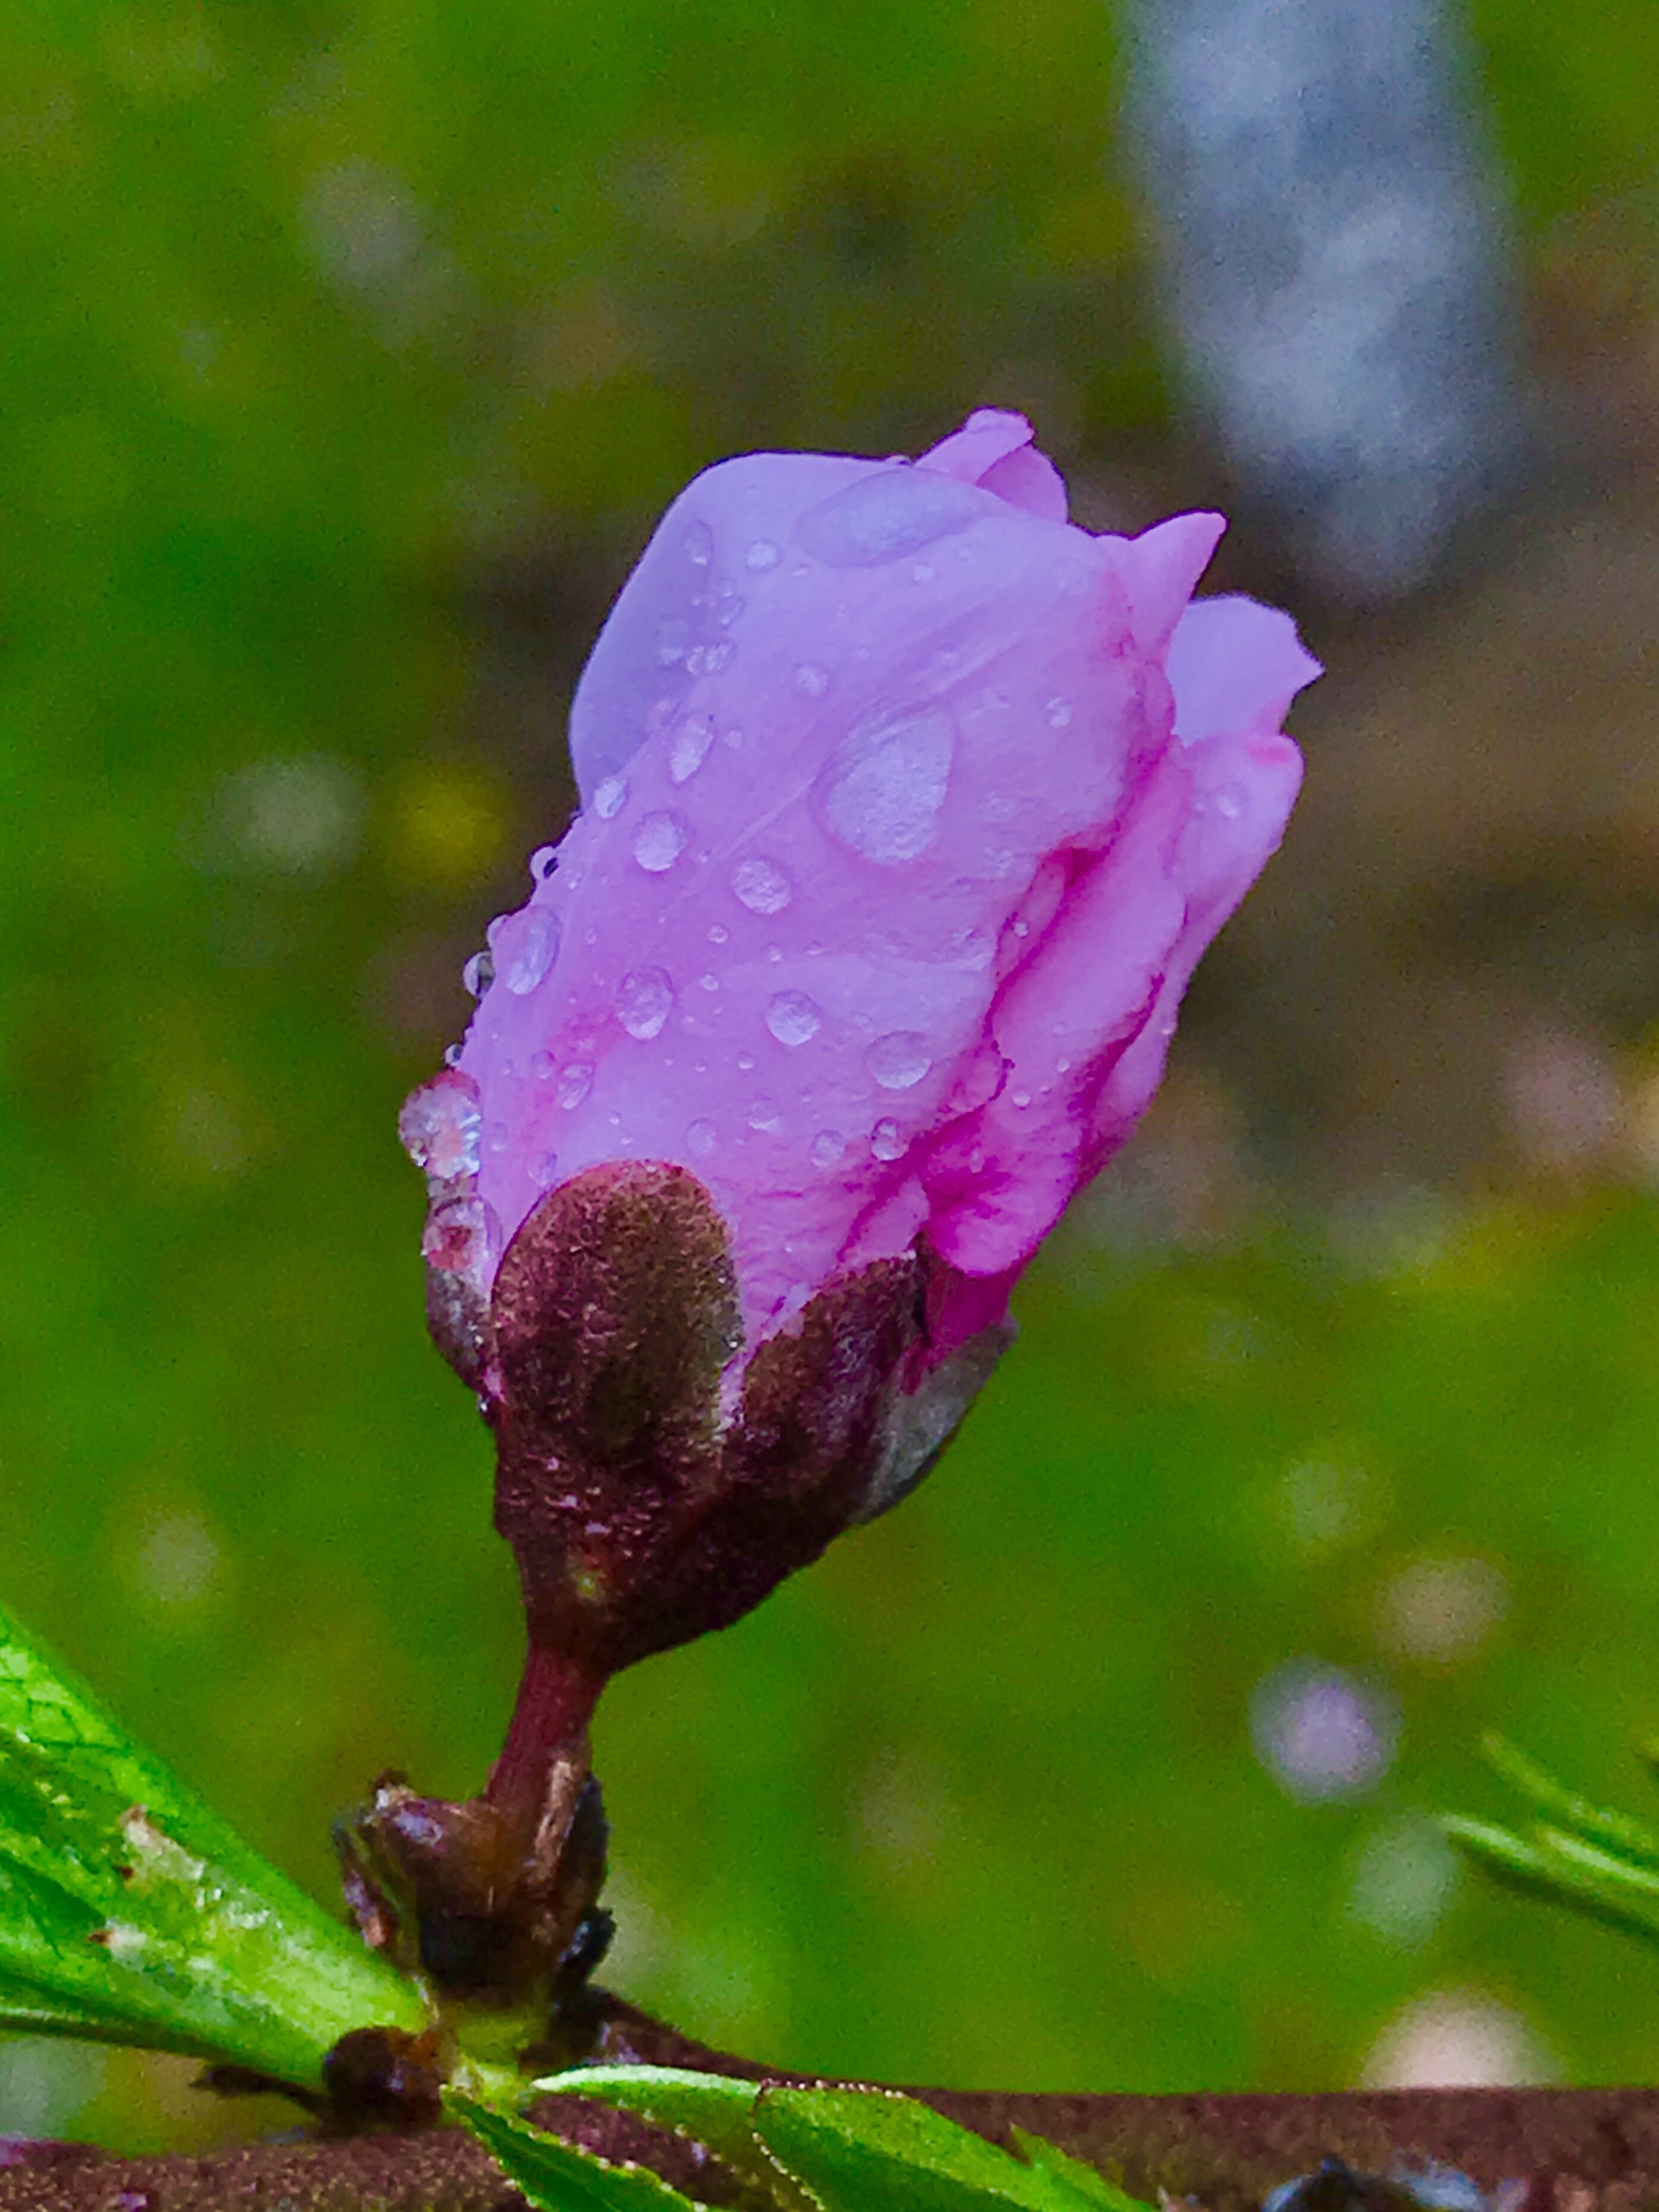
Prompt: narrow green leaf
<box><xmin>752</xmin><ymin>2085</ymin><xmax>1100</xmax><ymax>2212</ymax></box>
<box><xmin>1480</xmin><ymin>1736</ymin><xmax>1659</xmax><ymax>1867</ymax></box>
<box><xmin>0</xmin><ymin>1597</ymin><xmax>427</xmax><ymax>2085</ymax></box>
<box><xmin>1538</xmin><ymin>1825</ymin><xmax>1659</xmax><ymax>1898</ymax></box>
<box><xmin>530</xmin><ymin>2065</ymin><xmax>797</xmax><ymax>2204</ymax></box>
<box><xmin>1008</xmin><ymin>2128</ymin><xmax>1150</xmax><ymax>2212</ymax></box>
<box><xmin>1445</xmin><ymin>1816</ymin><xmax>1659</xmax><ymax>1949</ymax></box>
<box><xmin>529</xmin><ymin>2070</ymin><xmax>1157</xmax><ymax>2212</ymax></box>
<box><xmin>453</xmin><ymin>2094</ymin><xmax>711</xmax><ymax>2212</ymax></box>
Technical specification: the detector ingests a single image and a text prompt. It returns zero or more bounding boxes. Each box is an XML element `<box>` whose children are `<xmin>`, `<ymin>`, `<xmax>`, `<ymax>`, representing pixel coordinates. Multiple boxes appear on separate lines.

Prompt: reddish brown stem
<box><xmin>484</xmin><ymin>1641</ymin><xmax>604</xmax><ymax>1824</ymax></box>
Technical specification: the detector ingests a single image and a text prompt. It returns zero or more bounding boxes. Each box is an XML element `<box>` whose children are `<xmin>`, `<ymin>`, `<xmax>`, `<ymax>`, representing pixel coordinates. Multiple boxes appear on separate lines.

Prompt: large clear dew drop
<box><xmin>766</xmin><ymin>990</ymin><xmax>822</xmax><ymax>1048</ymax></box>
<box><xmin>870</xmin><ymin>1118</ymin><xmax>907</xmax><ymax>1161</ymax></box>
<box><xmin>731</xmin><ymin>855</ymin><xmax>793</xmax><ymax>915</ymax></box>
<box><xmin>796</xmin><ymin>466</ymin><xmax>988</xmax><ymax>568</ymax></box>
<box><xmin>399</xmin><ymin>1070</ymin><xmax>482</xmax><ymax>1182</ymax></box>
<box><xmin>493</xmin><ymin>904</ymin><xmax>561</xmax><ymax>996</ymax></box>
<box><xmin>556</xmin><ymin>1061</ymin><xmax>594</xmax><ymax>1110</ymax></box>
<box><xmin>594</xmin><ymin>773</ymin><xmax>630</xmax><ymax>820</ymax></box>
<box><xmin>867</xmin><ymin>1031</ymin><xmax>932</xmax><ymax>1091</ymax></box>
<box><xmin>632</xmin><ymin>810</ymin><xmax>689</xmax><ymax>873</ymax></box>
<box><xmin>422</xmin><ymin>1194</ymin><xmax>502</xmax><ymax>1286</ymax></box>
<box><xmin>616</xmin><ymin>966</ymin><xmax>675</xmax><ymax>1041</ymax></box>
<box><xmin>668</xmin><ymin>714</ymin><xmax>716</xmax><ymax>784</ymax></box>
<box><xmin>820</xmin><ymin>703</ymin><xmax>954</xmax><ymax>865</ymax></box>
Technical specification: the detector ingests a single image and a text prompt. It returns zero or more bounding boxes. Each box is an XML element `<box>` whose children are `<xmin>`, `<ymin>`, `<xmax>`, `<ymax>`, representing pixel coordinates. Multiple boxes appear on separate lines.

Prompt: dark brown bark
<box><xmin>2</xmin><ymin>1995</ymin><xmax>1657</xmax><ymax>2212</ymax></box>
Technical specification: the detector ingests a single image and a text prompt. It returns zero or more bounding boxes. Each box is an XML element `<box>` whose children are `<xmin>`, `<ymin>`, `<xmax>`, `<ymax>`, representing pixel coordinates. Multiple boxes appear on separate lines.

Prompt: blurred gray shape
<box><xmin>1121</xmin><ymin>0</ymin><xmax>1525</xmax><ymax>600</ymax></box>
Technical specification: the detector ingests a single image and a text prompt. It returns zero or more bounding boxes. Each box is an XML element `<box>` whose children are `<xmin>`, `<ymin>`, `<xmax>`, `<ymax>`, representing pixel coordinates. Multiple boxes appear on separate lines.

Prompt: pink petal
<box><xmin>916</xmin><ymin>407</ymin><xmax>1035</xmax><ymax>483</ymax></box>
<box><xmin>1107</xmin><ymin>512</ymin><xmax>1227</xmax><ymax>655</ymax></box>
<box><xmin>1087</xmin><ymin>729</ymin><xmax>1303</xmax><ymax>1171</ymax></box>
<box><xmin>918</xmin><ymin>748</ymin><xmax>1194</xmax><ymax>1281</ymax></box>
<box><xmin>980</xmin><ymin>443</ymin><xmax>1068</xmax><ymax>522</ymax></box>
<box><xmin>916</xmin><ymin>410</ymin><xmax>1070</xmax><ymax>519</ymax></box>
<box><xmin>1167</xmin><ymin>595</ymin><xmax>1323</xmax><ymax>744</ymax></box>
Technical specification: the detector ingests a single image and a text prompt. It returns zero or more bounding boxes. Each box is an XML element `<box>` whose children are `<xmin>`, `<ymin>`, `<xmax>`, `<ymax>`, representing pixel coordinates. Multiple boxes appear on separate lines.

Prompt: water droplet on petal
<box><xmin>867</xmin><ymin>1031</ymin><xmax>932</xmax><ymax>1091</ymax></box>
<box><xmin>683</xmin><ymin>519</ymin><xmax>714</xmax><ymax>567</ymax></box>
<box><xmin>793</xmin><ymin>662</ymin><xmax>830</xmax><ymax>697</ymax></box>
<box><xmin>713</xmin><ymin>588</ymin><xmax>744</xmax><ymax>628</ymax></box>
<box><xmin>870</xmin><ymin>1118</ymin><xmax>906</xmax><ymax>1161</ymax></box>
<box><xmin>422</xmin><ymin>1194</ymin><xmax>502</xmax><ymax>1284</ymax></box>
<box><xmin>767</xmin><ymin>990</ymin><xmax>822</xmax><ymax>1048</ymax></box>
<box><xmin>495</xmin><ymin>905</ymin><xmax>561</xmax><ymax>995</ymax></box>
<box><xmin>1046</xmin><ymin>697</ymin><xmax>1073</xmax><ymax>729</ymax></box>
<box><xmin>731</xmin><ymin>855</ymin><xmax>793</xmax><ymax>915</ymax></box>
<box><xmin>616</xmin><ymin>968</ymin><xmax>674</xmax><ymax>1041</ymax></box>
<box><xmin>708</xmin><ymin>922</ymin><xmax>730</xmax><ymax>945</ymax></box>
<box><xmin>911</xmin><ymin>561</ymin><xmax>935</xmax><ymax>584</ymax></box>
<box><xmin>746</xmin><ymin>538</ymin><xmax>781</xmax><ymax>571</ymax></box>
<box><xmin>736</xmin><ymin>1051</ymin><xmax>757</xmax><ymax>1072</ymax></box>
<box><xmin>556</xmin><ymin>1061</ymin><xmax>594</xmax><ymax>1109</ymax></box>
<box><xmin>656</xmin><ymin>618</ymin><xmax>690</xmax><ymax>667</ymax></box>
<box><xmin>594</xmin><ymin>773</ymin><xmax>630</xmax><ymax>820</ymax></box>
<box><xmin>747</xmin><ymin>1095</ymin><xmax>783</xmax><ymax>1133</ymax></box>
<box><xmin>462</xmin><ymin>949</ymin><xmax>494</xmax><ymax>998</ymax></box>
<box><xmin>686</xmin><ymin>1117</ymin><xmax>717</xmax><ymax>1157</ymax></box>
<box><xmin>399</xmin><ymin>1070</ymin><xmax>482</xmax><ymax>1182</ymax></box>
<box><xmin>531</xmin><ymin>1051</ymin><xmax>556</xmax><ymax>1081</ymax></box>
<box><xmin>1214</xmin><ymin>782</ymin><xmax>1246</xmax><ymax>820</ymax></box>
<box><xmin>531</xmin><ymin>1151</ymin><xmax>560</xmax><ymax>1189</ymax></box>
<box><xmin>700</xmin><ymin>972</ymin><xmax>720</xmax><ymax>992</ymax></box>
<box><xmin>1011</xmin><ymin>1088</ymin><xmax>1032</xmax><ymax>1108</ymax></box>
<box><xmin>796</xmin><ymin>466</ymin><xmax>985</xmax><ymax>567</ymax></box>
<box><xmin>820</xmin><ymin>704</ymin><xmax>954</xmax><ymax>865</ymax></box>
<box><xmin>530</xmin><ymin>843</ymin><xmax>558</xmax><ymax>881</ymax></box>
<box><xmin>669</xmin><ymin>714</ymin><xmax>716</xmax><ymax>783</ymax></box>
<box><xmin>810</xmin><ymin>1128</ymin><xmax>846</xmax><ymax>1169</ymax></box>
<box><xmin>633</xmin><ymin>810</ymin><xmax>689</xmax><ymax>873</ymax></box>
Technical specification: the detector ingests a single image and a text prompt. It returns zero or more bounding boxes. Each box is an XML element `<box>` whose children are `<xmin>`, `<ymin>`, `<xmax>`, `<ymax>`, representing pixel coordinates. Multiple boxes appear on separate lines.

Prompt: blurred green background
<box><xmin>6</xmin><ymin>0</ymin><xmax>1659</xmax><ymax>2152</ymax></box>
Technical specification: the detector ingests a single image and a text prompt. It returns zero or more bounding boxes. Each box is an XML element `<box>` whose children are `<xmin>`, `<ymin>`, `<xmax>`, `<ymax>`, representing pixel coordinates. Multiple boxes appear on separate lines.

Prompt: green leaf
<box><xmin>531</xmin><ymin>2065</ymin><xmax>801</xmax><ymax>2205</ymax></box>
<box><xmin>525</xmin><ymin>2068</ymin><xmax>1154</xmax><ymax>2212</ymax></box>
<box><xmin>0</xmin><ymin>1595</ymin><xmax>428</xmax><ymax>2087</ymax></box>
<box><xmin>752</xmin><ymin>2086</ymin><xmax>1128</xmax><ymax>2212</ymax></box>
<box><xmin>1481</xmin><ymin>1736</ymin><xmax>1659</xmax><ymax>1867</ymax></box>
<box><xmin>452</xmin><ymin>2094</ymin><xmax>711</xmax><ymax>2212</ymax></box>
<box><xmin>1008</xmin><ymin>2128</ymin><xmax>1148</xmax><ymax>2212</ymax></box>
<box><xmin>1444</xmin><ymin>1816</ymin><xmax>1659</xmax><ymax>1949</ymax></box>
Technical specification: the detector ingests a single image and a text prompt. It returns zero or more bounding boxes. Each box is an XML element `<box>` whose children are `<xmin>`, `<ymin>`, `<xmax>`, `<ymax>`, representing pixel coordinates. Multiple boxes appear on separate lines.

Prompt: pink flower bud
<box><xmin>404</xmin><ymin>410</ymin><xmax>1316</xmax><ymax>1677</ymax></box>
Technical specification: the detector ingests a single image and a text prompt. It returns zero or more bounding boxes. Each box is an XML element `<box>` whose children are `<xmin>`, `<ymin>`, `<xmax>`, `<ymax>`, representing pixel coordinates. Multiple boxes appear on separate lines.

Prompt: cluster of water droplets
<box><xmin>399</xmin><ymin>1065</ymin><xmax>502</xmax><ymax>1380</ymax></box>
<box><xmin>421</xmin><ymin>465</ymin><xmax>1068</xmax><ymax>1317</ymax></box>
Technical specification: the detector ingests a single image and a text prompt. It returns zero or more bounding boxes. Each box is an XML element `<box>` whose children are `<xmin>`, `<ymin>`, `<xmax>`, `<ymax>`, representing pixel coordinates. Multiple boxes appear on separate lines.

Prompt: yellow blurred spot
<box><xmin>155</xmin><ymin>1076</ymin><xmax>265</xmax><ymax>1184</ymax></box>
<box><xmin>656</xmin><ymin>138</ymin><xmax>780</xmax><ymax>250</ymax></box>
<box><xmin>385</xmin><ymin>761</ymin><xmax>509</xmax><ymax>892</ymax></box>
<box><xmin>533</xmin><ymin>287</ymin><xmax>644</xmax><ymax>394</ymax></box>
<box><xmin>1033</xmin><ymin>186</ymin><xmax>1140</xmax><ymax>273</ymax></box>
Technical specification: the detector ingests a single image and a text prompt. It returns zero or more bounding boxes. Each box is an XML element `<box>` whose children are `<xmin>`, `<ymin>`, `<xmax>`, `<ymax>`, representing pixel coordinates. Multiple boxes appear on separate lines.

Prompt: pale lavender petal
<box><xmin>1106</xmin><ymin>512</ymin><xmax>1227</xmax><ymax>654</ymax></box>
<box><xmin>1168</xmin><ymin>594</ymin><xmax>1323</xmax><ymax>744</ymax></box>
<box><xmin>426</xmin><ymin>411</ymin><xmax>1315</xmax><ymax>1376</ymax></box>
<box><xmin>916</xmin><ymin>407</ymin><xmax>1037</xmax><ymax>483</ymax></box>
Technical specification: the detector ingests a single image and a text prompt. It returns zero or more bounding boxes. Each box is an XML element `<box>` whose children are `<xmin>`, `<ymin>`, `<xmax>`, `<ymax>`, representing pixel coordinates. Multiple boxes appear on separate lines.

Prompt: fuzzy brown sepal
<box><xmin>487</xmin><ymin>1162</ymin><xmax>932</xmax><ymax>1675</ymax></box>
